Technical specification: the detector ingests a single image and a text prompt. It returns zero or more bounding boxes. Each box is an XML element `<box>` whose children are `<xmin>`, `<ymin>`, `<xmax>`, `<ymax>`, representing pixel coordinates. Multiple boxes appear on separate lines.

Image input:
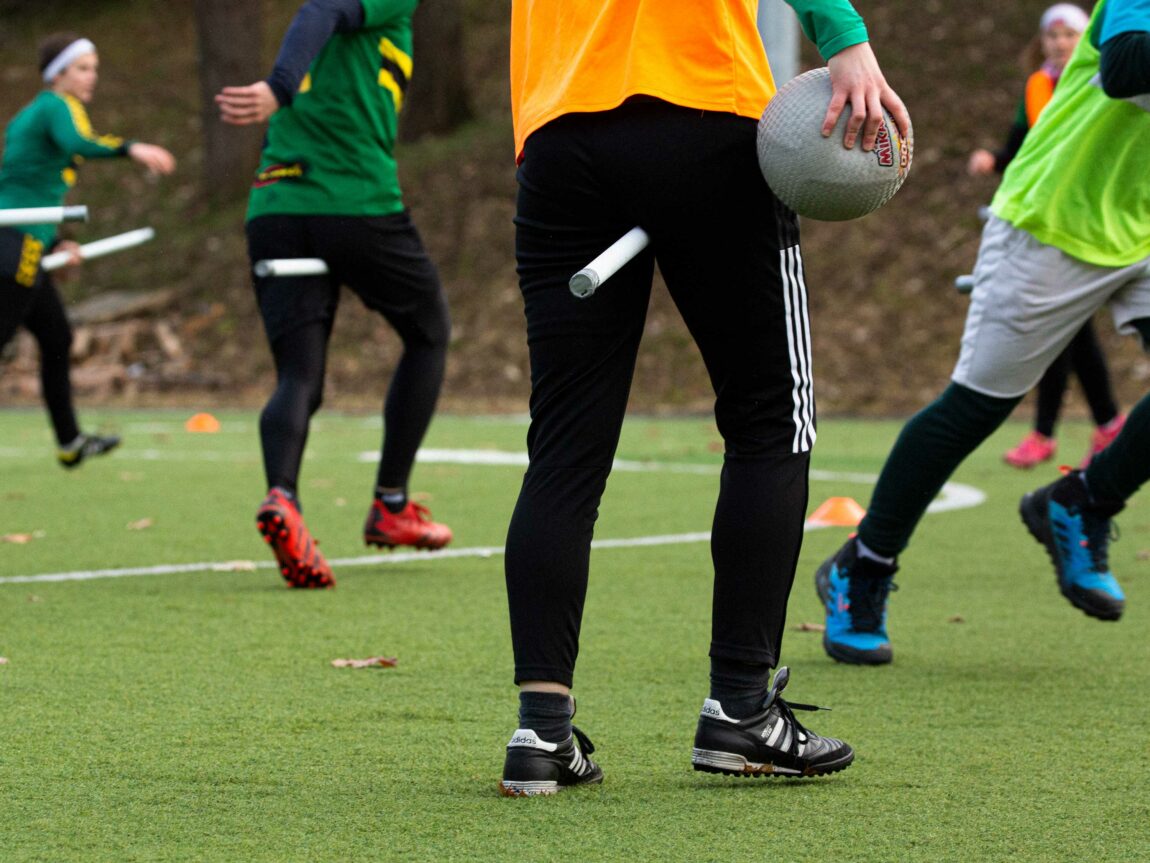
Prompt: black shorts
<box><xmin>0</xmin><ymin>227</ymin><xmax>50</xmax><ymax>346</ymax></box>
<box><xmin>245</xmin><ymin>212</ymin><xmax>449</xmax><ymax>347</ymax></box>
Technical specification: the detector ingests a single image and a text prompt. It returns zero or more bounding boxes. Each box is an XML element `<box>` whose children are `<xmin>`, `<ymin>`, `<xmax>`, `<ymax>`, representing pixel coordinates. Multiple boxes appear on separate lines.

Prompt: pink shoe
<box><xmin>1081</xmin><ymin>414</ymin><xmax>1126</xmax><ymax>468</ymax></box>
<box><xmin>1004</xmin><ymin>431</ymin><xmax>1057</xmax><ymax>469</ymax></box>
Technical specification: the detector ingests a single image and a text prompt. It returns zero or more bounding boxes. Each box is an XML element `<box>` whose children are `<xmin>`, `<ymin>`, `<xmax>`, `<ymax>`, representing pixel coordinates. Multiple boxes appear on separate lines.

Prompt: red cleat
<box><xmin>1003</xmin><ymin>431</ymin><xmax>1056</xmax><ymax>469</ymax></box>
<box><xmin>256</xmin><ymin>488</ymin><xmax>335</xmax><ymax>589</ymax></box>
<box><xmin>363</xmin><ymin>499</ymin><xmax>452</xmax><ymax>550</ymax></box>
<box><xmin>1081</xmin><ymin>414</ymin><xmax>1126</xmax><ymax>469</ymax></box>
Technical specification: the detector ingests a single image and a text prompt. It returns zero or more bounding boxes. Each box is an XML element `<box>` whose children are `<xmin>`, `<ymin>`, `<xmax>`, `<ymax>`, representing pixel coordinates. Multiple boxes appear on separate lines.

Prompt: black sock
<box><xmin>517</xmin><ymin>691</ymin><xmax>574</xmax><ymax>743</ymax></box>
<box><xmin>376</xmin><ymin>488</ymin><xmax>407</xmax><ymax>514</ymax></box>
<box><xmin>710</xmin><ymin>657</ymin><xmax>771</xmax><ymax>720</ymax></box>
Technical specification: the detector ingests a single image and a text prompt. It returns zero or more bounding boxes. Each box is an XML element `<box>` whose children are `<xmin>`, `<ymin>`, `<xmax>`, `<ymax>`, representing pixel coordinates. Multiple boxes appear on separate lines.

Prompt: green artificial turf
<box><xmin>2</xmin><ymin>409</ymin><xmax>1148</xmax><ymax>862</ymax></box>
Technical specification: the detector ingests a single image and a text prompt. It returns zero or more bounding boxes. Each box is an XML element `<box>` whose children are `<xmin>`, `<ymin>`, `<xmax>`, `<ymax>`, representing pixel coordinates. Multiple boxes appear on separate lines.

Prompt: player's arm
<box><xmin>993</xmin><ymin>101</ymin><xmax>1030</xmax><ymax>171</ymax></box>
<box><xmin>216</xmin><ymin>0</ymin><xmax>365</xmax><ymax>124</ymax></box>
<box><xmin>44</xmin><ymin>93</ymin><xmax>129</xmax><ymax>159</ymax></box>
<box><xmin>1097</xmin><ymin>0</ymin><xmax>1150</xmax><ymax>96</ymax></box>
<box><xmin>44</xmin><ymin>96</ymin><xmax>175</xmax><ymax>175</ymax></box>
<box><xmin>784</xmin><ymin>0</ymin><xmax>910</xmax><ymax>151</ymax></box>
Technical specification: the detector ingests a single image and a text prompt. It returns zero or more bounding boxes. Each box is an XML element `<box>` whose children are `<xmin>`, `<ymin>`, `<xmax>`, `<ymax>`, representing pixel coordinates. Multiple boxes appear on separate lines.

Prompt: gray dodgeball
<box><xmin>757</xmin><ymin>67</ymin><xmax>913</xmax><ymax>221</ymax></box>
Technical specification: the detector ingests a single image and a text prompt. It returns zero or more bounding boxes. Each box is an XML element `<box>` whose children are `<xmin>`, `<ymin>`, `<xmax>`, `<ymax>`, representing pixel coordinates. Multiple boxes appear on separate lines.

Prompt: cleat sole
<box><xmin>691</xmin><ymin>747</ymin><xmax>853</xmax><ymax>778</ymax></box>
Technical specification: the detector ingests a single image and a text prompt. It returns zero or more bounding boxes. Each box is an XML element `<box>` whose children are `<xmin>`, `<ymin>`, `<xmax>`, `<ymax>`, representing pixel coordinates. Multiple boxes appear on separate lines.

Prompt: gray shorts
<box><xmin>952</xmin><ymin>215</ymin><xmax>1150</xmax><ymax>398</ymax></box>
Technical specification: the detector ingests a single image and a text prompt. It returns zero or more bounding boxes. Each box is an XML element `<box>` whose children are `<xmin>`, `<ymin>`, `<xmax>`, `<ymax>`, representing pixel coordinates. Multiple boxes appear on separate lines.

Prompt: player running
<box><xmin>216</xmin><ymin>0</ymin><xmax>452</xmax><ymax>589</ymax></box>
<box><xmin>816</xmin><ymin>0</ymin><xmax>1150</xmax><ymax>665</ymax></box>
<box><xmin>0</xmin><ymin>33</ymin><xmax>175</xmax><ymax>467</ymax></box>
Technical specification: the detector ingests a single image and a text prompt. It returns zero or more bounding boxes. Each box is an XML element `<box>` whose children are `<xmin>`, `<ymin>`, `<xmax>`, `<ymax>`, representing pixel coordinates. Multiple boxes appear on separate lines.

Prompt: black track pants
<box><xmin>505</xmin><ymin>102</ymin><xmax>815</xmax><ymax>686</ymax></box>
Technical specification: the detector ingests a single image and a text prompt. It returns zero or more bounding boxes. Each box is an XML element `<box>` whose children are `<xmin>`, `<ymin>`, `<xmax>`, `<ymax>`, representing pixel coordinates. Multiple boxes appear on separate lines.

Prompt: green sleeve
<box><xmin>44</xmin><ymin>93</ymin><xmax>129</xmax><ymax>160</ymax></box>
<box><xmin>784</xmin><ymin>0</ymin><xmax>870</xmax><ymax>60</ymax></box>
<box><xmin>359</xmin><ymin>0</ymin><xmax>418</xmax><ymax>27</ymax></box>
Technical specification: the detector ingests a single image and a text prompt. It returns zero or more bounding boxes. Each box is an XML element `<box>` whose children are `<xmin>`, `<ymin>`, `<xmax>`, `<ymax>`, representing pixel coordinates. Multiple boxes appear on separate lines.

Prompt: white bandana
<box><xmin>42</xmin><ymin>38</ymin><xmax>96</xmax><ymax>84</ymax></box>
<box><xmin>1040</xmin><ymin>4</ymin><xmax>1089</xmax><ymax>34</ymax></box>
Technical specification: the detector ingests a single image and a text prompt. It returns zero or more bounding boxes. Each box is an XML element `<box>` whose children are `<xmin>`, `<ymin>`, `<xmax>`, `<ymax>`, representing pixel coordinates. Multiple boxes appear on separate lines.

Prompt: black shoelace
<box><xmin>847</xmin><ymin>573</ymin><xmax>897</xmax><ymax>632</ymax></box>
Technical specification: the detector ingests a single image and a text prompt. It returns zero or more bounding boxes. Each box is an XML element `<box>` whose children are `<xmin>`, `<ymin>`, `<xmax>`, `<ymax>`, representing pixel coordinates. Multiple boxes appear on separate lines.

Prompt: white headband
<box><xmin>42</xmin><ymin>38</ymin><xmax>96</xmax><ymax>84</ymax></box>
<box><xmin>1040</xmin><ymin>4</ymin><xmax>1089</xmax><ymax>34</ymax></box>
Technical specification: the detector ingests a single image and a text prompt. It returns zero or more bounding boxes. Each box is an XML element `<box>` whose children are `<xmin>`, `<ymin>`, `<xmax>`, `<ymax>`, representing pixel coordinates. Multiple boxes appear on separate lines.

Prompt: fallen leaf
<box><xmin>127</xmin><ymin>518</ymin><xmax>154</xmax><ymax>531</ymax></box>
<box><xmin>948</xmin><ymin>615</ymin><xmax>965</xmax><ymax>624</ymax></box>
<box><xmin>796</xmin><ymin>622</ymin><xmax>826</xmax><ymax>632</ymax></box>
<box><xmin>331</xmin><ymin>656</ymin><xmax>398</xmax><ymax>669</ymax></box>
<box><xmin>211</xmin><ymin>560</ymin><xmax>257</xmax><ymax>572</ymax></box>
<box><xmin>1137</xmin><ymin>549</ymin><xmax>1150</xmax><ymax>561</ymax></box>
<box><xmin>27</xmin><ymin>595</ymin><xmax>43</xmax><ymax>603</ymax></box>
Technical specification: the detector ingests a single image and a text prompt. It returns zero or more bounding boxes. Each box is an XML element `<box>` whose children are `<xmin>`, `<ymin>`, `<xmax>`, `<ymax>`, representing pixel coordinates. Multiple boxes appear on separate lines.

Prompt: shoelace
<box><xmin>847</xmin><ymin>574</ymin><xmax>897</xmax><ymax>632</ymax></box>
<box><xmin>1081</xmin><ymin>510</ymin><xmax>1118</xmax><ymax>572</ymax></box>
<box><xmin>768</xmin><ymin>698</ymin><xmax>829</xmax><ymax>755</ymax></box>
<box><xmin>571</xmin><ymin>724</ymin><xmax>595</xmax><ymax>757</ymax></box>
<box><xmin>410</xmin><ymin>502</ymin><xmax>435</xmax><ymax>522</ymax></box>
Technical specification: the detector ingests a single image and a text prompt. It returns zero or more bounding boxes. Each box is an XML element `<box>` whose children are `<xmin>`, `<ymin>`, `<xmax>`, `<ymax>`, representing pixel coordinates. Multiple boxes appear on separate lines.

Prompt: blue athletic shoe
<box><xmin>815</xmin><ymin>538</ymin><xmax>898</xmax><ymax>665</ymax></box>
<box><xmin>1020</xmin><ymin>471</ymin><xmax>1125</xmax><ymax>621</ymax></box>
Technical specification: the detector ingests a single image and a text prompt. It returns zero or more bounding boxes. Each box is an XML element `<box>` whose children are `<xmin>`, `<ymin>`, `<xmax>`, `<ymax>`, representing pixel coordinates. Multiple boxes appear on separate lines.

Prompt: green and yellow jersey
<box><xmin>246</xmin><ymin>0</ymin><xmax>418</xmax><ymax>221</ymax></box>
<box><xmin>0</xmin><ymin>90</ymin><xmax>128</xmax><ymax>246</ymax></box>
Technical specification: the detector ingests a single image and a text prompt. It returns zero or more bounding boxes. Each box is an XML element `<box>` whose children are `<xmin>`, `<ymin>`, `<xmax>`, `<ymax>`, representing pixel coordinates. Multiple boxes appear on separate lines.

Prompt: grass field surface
<box><xmin>2</xmin><ymin>409</ymin><xmax>1148</xmax><ymax>862</ymax></box>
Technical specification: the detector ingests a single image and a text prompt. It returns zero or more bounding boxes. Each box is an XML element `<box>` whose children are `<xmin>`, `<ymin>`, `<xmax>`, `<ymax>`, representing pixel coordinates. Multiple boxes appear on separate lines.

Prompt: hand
<box><xmin>129</xmin><ymin>143</ymin><xmax>176</xmax><ymax>176</ymax></box>
<box><xmin>216</xmin><ymin>82</ymin><xmax>279</xmax><ymax>125</ymax></box>
<box><xmin>50</xmin><ymin>239</ymin><xmax>83</xmax><ymax>278</ymax></box>
<box><xmin>823</xmin><ymin>42</ymin><xmax>910</xmax><ymax>151</ymax></box>
<box><xmin>967</xmin><ymin>149</ymin><xmax>996</xmax><ymax>176</ymax></box>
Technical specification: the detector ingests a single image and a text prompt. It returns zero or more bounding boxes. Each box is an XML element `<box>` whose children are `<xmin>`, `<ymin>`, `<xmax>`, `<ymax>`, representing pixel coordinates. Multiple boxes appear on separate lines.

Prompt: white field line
<box><xmin>0</xmin><ymin>449</ymin><xmax>984</xmax><ymax>584</ymax></box>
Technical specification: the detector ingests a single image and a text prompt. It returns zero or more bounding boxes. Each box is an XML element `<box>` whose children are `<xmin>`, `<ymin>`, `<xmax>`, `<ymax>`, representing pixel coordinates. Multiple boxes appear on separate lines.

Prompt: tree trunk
<box><xmin>399</xmin><ymin>0</ymin><xmax>474</xmax><ymax>142</ymax></box>
<box><xmin>193</xmin><ymin>0</ymin><xmax>265</xmax><ymax>203</ymax></box>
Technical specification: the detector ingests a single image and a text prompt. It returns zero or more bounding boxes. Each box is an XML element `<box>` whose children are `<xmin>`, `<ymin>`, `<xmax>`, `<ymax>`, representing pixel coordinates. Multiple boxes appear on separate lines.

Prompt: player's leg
<box><xmin>820</xmin><ymin>216</ymin><xmax>1116</xmax><ymax>662</ymax></box>
<box><xmin>1004</xmin><ymin>349</ymin><xmax>1067</xmax><ymax>468</ymax></box>
<box><xmin>630</xmin><ymin>102</ymin><xmax>850</xmax><ymax>776</ymax></box>
<box><xmin>499</xmin><ymin>111</ymin><xmax>655</xmax><ymax>795</ymax></box>
<box><xmin>1068</xmin><ymin>320</ymin><xmax>1124</xmax><ymax>465</ymax></box>
<box><xmin>1017</xmin><ymin>289</ymin><xmax>1150</xmax><ymax>621</ymax></box>
<box><xmin>1</xmin><ymin>231</ymin><xmax>115</xmax><ymax>466</ymax></box>
<box><xmin>318</xmin><ymin>214</ymin><xmax>452</xmax><ymax>550</ymax></box>
<box><xmin>246</xmin><ymin>215</ymin><xmax>336</xmax><ymax>588</ymax></box>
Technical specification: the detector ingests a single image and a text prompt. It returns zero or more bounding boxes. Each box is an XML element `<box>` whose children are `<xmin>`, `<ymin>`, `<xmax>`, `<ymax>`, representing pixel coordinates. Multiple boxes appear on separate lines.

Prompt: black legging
<box><xmin>0</xmin><ymin>278</ymin><xmax>81</xmax><ymax>446</ymax></box>
<box><xmin>260</xmin><ymin>317</ymin><xmax>446</xmax><ymax>497</ymax></box>
<box><xmin>1034</xmin><ymin>319</ymin><xmax>1118</xmax><ymax>436</ymax></box>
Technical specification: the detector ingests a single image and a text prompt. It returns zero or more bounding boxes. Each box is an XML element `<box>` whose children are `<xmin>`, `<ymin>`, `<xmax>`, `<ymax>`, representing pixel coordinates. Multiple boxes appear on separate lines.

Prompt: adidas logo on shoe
<box><xmin>499</xmin><ymin>727</ymin><xmax>603</xmax><ymax>797</ymax></box>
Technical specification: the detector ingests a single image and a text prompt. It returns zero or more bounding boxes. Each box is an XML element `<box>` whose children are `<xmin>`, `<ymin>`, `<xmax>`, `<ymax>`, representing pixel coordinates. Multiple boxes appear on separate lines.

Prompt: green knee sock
<box><xmin>858</xmin><ymin>383</ymin><xmax>1020</xmax><ymax>557</ymax></box>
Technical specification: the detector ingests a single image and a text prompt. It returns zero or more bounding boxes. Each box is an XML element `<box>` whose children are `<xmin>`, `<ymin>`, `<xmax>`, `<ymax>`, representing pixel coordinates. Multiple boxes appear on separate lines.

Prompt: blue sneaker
<box><xmin>1020</xmin><ymin>471</ymin><xmax>1125</xmax><ymax>621</ymax></box>
<box><xmin>815</xmin><ymin>538</ymin><xmax>898</xmax><ymax>665</ymax></box>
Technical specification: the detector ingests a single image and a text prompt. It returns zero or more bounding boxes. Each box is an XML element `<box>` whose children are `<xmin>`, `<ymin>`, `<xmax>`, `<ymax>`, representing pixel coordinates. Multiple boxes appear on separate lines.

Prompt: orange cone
<box><xmin>185</xmin><ymin>412</ymin><xmax>221</xmax><ymax>433</ymax></box>
<box><xmin>806</xmin><ymin>496</ymin><xmax>866</xmax><ymax>527</ymax></box>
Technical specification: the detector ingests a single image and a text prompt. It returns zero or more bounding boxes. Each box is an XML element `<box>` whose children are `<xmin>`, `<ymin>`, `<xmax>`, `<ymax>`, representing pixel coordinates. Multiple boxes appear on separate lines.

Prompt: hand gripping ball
<box><xmin>757</xmin><ymin>67</ymin><xmax>913</xmax><ymax>221</ymax></box>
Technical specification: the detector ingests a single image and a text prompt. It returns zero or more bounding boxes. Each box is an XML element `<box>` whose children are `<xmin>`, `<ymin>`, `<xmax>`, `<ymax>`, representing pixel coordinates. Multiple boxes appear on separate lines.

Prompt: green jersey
<box><xmin>992</xmin><ymin>0</ymin><xmax>1150</xmax><ymax>267</ymax></box>
<box><xmin>0</xmin><ymin>90</ymin><xmax>128</xmax><ymax>245</ymax></box>
<box><xmin>246</xmin><ymin>0</ymin><xmax>418</xmax><ymax>221</ymax></box>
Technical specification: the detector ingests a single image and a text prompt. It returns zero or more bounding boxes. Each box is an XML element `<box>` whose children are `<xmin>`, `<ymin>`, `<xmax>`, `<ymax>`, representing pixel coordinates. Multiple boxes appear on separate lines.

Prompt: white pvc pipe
<box><xmin>568</xmin><ymin>227</ymin><xmax>650</xmax><ymax>298</ymax></box>
<box><xmin>253</xmin><ymin>258</ymin><xmax>330</xmax><ymax>278</ymax></box>
<box><xmin>40</xmin><ymin>227</ymin><xmax>156</xmax><ymax>272</ymax></box>
<box><xmin>0</xmin><ymin>205</ymin><xmax>88</xmax><ymax>228</ymax></box>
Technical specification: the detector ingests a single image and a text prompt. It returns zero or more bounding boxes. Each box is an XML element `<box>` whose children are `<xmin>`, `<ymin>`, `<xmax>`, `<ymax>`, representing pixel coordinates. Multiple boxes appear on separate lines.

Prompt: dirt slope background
<box><xmin>1</xmin><ymin>0</ymin><xmax>1146</xmax><ymax>417</ymax></box>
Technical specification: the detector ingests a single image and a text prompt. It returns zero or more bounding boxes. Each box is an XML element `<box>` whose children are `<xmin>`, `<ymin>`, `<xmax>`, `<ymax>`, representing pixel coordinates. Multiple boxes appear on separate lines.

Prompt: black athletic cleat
<box><xmin>499</xmin><ymin>726</ymin><xmax>603</xmax><ymax>797</ymax></box>
<box><xmin>57</xmin><ymin>433</ymin><xmax>121</xmax><ymax>469</ymax></box>
<box><xmin>1020</xmin><ymin>470</ymin><xmax>1125</xmax><ymax>621</ymax></box>
<box><xmin>692</xmin><ymin>667</ymin><xmax>854</xmax><ymax>778</ymax></box>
